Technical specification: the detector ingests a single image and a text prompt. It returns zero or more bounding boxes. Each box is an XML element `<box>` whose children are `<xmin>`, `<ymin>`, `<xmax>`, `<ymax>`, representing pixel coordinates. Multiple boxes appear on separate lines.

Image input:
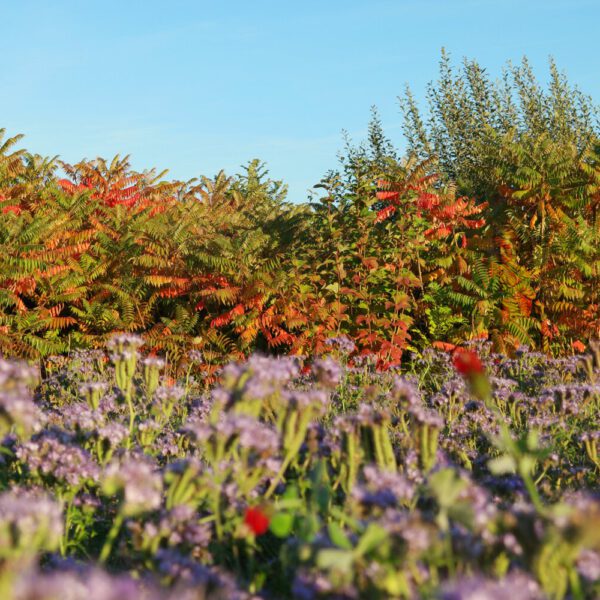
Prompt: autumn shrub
<box><xmin>400</xmin><ymin>52</ymin><xmax>600</xmax><ymax>354</ymax></box>
<box><xmin>0</xmin><ymin>146</ymin><xmax>306</xmax><ymax>370</ymax></box>
<box><xmin>285</xmin><ymin>143</ymin><xmax>486</xmax><ymax>367</ymax></box>
<box><xmin>1</xmin><ymin>54</ymin><xmax>599</xmax><ymax>367</ymax></box>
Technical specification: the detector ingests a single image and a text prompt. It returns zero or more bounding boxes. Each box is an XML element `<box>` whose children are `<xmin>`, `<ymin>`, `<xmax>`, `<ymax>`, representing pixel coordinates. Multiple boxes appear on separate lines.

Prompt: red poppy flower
<box><xmin>452</xmin><ymin>349</ymin><xmax>485</xmax><ymax>378</ymax></box>
<box><xmin>244</xmin><ymin>506</ymin><xmax>270</xmax><ymax>536</ymax></box>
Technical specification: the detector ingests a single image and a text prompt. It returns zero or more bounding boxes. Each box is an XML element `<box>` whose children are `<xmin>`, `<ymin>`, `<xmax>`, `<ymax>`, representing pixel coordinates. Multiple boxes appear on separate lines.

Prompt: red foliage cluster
<box><xmin>375</xmin><ymin>178</ymin><xmax>486</xmax><ymax>244</ymax></box>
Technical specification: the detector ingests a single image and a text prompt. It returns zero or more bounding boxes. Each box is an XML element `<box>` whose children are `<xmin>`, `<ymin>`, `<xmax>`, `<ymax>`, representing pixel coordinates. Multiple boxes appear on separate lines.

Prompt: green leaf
<box><xmin>270</xmin><ymin>512</ymin><xmax>294</xmax><ymax>538</ymax></box>
<box><xmin>297</xmin><ymin>513</ymin><xmax>321</xmax><ymax>542</ymax></box>
<box><xmin>316</xmin><ymin>549</ymin><xmax>354</xmax><ymax>573</ymax></box>
<box><xmin>275</xmin><ymin>497</ymin><xmax>304</xmax><ymax>510</ymax></box>
<box><xmin>448</xmin><ymin>502</ymin><xmax>475</xmax><ymax>529</ymax></box>
<box><xmin>519</xmin><ymin>455</ymin><xmax>537</xmax><ymax>476</ymax></box>
<box><xmin>354</xmin><ymin>523</ymin><xmax>388</xmax><ymax>556</ymax></box>
<box><xmin>428</xmin><ymin>468</ymin><xmax>467</xmax><ymax>507</ymax></box>
<box><xmin>488</xmin><ymin>454</ymin><xmax>517</xmax><ymax>475</ymax></box>
<box><xmin>327</xmin><ymin>522</ymin><xmax>352</xmax><ymax>550</ymax></box>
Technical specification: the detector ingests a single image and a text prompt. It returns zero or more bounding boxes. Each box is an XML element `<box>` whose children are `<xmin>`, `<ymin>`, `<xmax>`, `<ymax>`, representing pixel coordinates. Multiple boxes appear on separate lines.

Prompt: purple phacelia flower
<box><xmin>106</xmin><ymin>333</ymin><xmax>144</xmax><ymax>352</ymax></box>
<box><xmin>324</xmin><ymin>335</ymin><xmax>356</xmax><ymax>355</ymax></box>
<box><xmin>142</xmin><ymin>356</ymin><xmax>166</xmax><ymax>370</ymax></box>
<box><xmin>352</xmin><ymin>465</ymin><xmax>415</xmax><ymax>508</ymax></box>
<box><xmin>0</xmin><ymin>360</ymin><xmax>43</xmax><ymax>438</ymax></box>
<box><xmin>102</xmin><ymin>455</ymin><xmax>163</xmax><ymax>516</ymax></box>
<box><xmin>0</xmin><ymin>488</ymin><xmax>63</xmax><ymax>554</ymax></box>
<box><xmin>312</xmin><ymin>356</ymin><xmax>343</xmax><ymax>388</ymax></box>
<box><xmin>440</xmin><ymin>572</ymin><xmax>542</xmax><ymax>600</ymax></box>
<box><xmin>13</xmin><ymin>567</ymin><xmax>151</xmax><ymax>600</ymax></box>
<box><xmin>17</xmin><ymin>431</ymin><xmax>100</xmax><ymax>486</ymax></box>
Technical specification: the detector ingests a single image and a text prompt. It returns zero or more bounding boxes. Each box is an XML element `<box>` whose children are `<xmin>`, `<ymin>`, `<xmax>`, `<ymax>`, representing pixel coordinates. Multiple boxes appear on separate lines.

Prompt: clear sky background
<box><xmin>1</xmin><ymin>0</ymin><xmax>599</xmax><ymax>201</ymax></box>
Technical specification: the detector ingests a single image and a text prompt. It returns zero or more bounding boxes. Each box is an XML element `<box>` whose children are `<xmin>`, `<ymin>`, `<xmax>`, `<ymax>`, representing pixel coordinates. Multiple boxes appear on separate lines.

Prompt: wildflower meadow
<box><xmin>0</xmin><ymin>51</ymin><xmax>599</xmax><ymax>599</ymax></box>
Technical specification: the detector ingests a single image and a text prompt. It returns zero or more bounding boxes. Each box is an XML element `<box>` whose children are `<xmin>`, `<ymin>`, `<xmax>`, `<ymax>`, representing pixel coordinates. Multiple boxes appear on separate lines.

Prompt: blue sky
<box><xmin>1</xmin><ymin>0</ymin><xmax>599</xmax><ymax>201</ymax></box>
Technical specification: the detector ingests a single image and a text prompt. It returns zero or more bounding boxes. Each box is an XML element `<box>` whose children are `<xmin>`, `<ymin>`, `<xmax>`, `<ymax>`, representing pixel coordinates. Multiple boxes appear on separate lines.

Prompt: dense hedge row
<box><xmin>1</xmin><ymin>56</ymin><xmax>599</xmax><ymax>368</ymax></box>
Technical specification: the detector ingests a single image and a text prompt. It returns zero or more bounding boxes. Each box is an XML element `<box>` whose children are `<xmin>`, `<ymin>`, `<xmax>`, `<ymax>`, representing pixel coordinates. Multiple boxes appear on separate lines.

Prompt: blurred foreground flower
<box><xmin>244</xmin><ymin>506</ymin><xmax>270</xmax><ymax>536</ymax></box>
<box><xmin>0</xmin><ymin>489</ymin><xmax>63</xmax><ymax>559</ymax></box>
<box><xmin>452</xmin><ymin>350</ymin><xmax>484</xmax><ymax>377</ymax></box>
<box><xmin>453</xmin><ymin>349</ymin><xmax>490</xmax><ymax>402</ymax></box>
<box><xmin>0</xmin><ymin>359</ymin><xmax>42</xmax><ymax>438</ymax></box>
<box><xmin>102</xmin><ymin>455</ymin><xmax>163</xmax><ymax>516</ymax></box>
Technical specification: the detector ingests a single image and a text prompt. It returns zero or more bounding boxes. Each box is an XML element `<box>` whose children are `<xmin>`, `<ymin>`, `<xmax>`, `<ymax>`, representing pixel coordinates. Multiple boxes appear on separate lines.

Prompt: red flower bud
<box><xmin>244</xmin><ymin>506</ymin><xmax>270</xmax><ymax>536</ymax></box>
<box><xmin>452</xmin><ymin>349</ymin><xmax>485</xmax><ymax>378</ymax></box>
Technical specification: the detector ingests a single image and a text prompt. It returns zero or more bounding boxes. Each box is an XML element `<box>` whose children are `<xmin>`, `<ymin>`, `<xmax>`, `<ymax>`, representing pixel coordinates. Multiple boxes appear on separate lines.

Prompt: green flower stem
<box><xmin>265</xmin><ymin>424</ymin><xmax>310</xmax><ymax>499</ymax></box>
<box><xmin>125</xmin><ymin>391</ymin><xmax>135</xmax><ymax>449</ymax></box>
<box><xmin>166</xmin><ymin>466</ymin><xmax>196</xmax><ymax>509</ymax></box>
<box><xmin>372</xmin><ymin>425</ymin><xmax>386</xmax><ymax>468</ymax></box>
<box><xmin>520</xmin><ymin>467</ymin><xmax>546</xmax><ymax>515</ymax></box>
<box><xmin>483</xmin><ymin>392</ymin><xmax>548</xmax><ymax>515</ymax></box>
<box><xmin>569</xmin><ymin>566</ymin><xmax>584</xmax><ymax>600</ymax></box>
<box><xmin>346</xmin><ymin>431</ymin><xmax>358</xmax><ymax>492</ymax></box>
<box><xmin>99</xmin><ymin>511</ymin><xmax>124</xmax><ymax>564</ymax></box>
<box><xmin>212</xmin><ymin>488</ymin><xmax>223</xmax><ymax>540</ymax></box>
<box><xmin>445</xmin><ymin>531</ymin><xmax>456</xmax><ymax>577</ymax></box>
